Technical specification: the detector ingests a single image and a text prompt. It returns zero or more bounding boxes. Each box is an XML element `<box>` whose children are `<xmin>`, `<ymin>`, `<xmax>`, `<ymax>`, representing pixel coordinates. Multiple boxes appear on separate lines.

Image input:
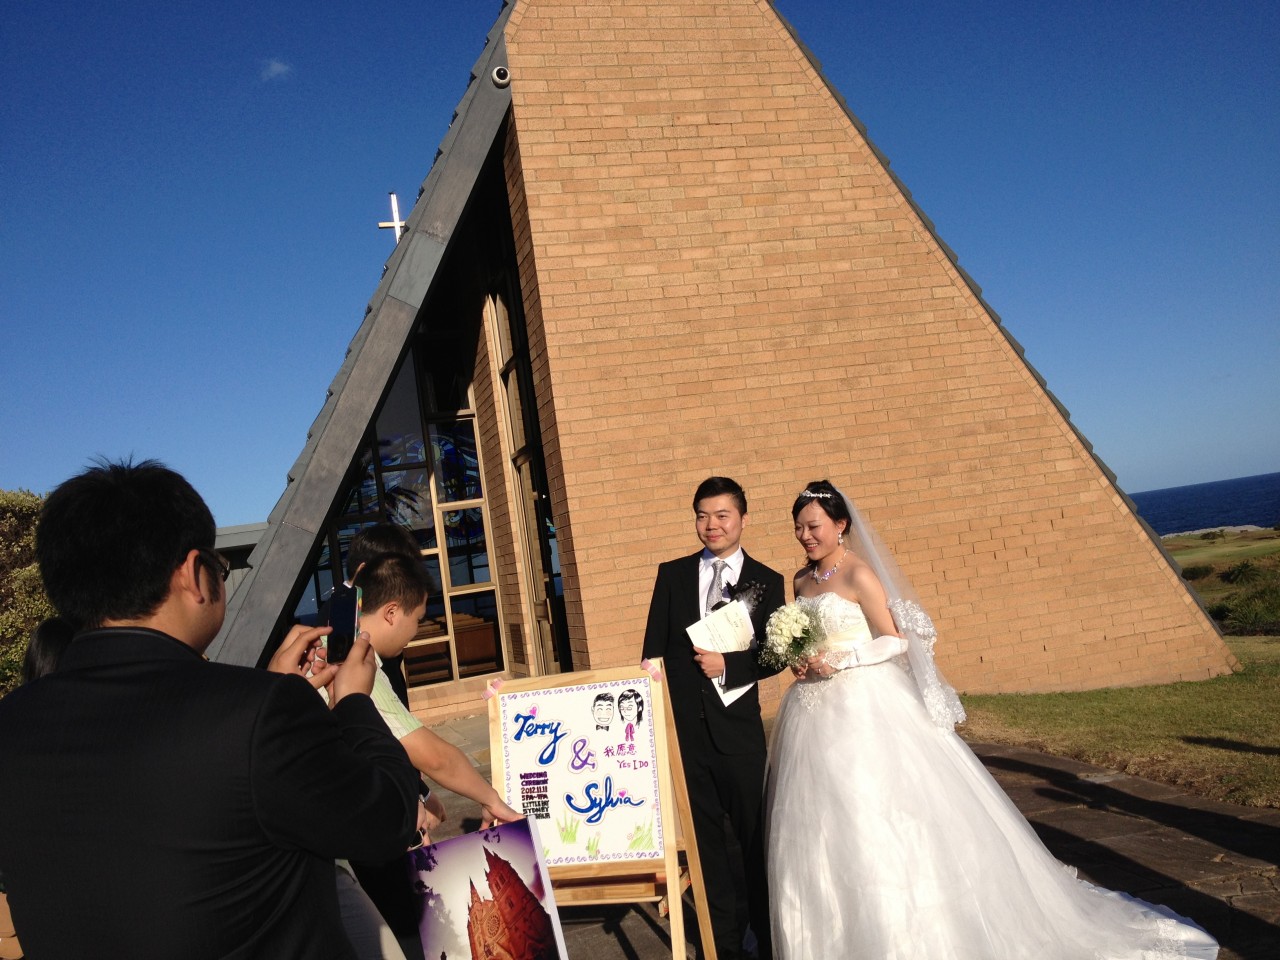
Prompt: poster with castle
<box><xmin>410</xmin><ymin>817</ymin><xmax>567</xmax><ymax>960</ymax></box>
<box><xmin>491</xmin><ymin>672</ymin><xmax>667</xmax><ymax>866</ymax></box>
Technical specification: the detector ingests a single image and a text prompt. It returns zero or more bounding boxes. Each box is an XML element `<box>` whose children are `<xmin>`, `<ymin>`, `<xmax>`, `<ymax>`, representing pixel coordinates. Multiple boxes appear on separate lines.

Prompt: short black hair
<box><xmin>692</xmin><ymin>476</ymin><xmax>747</xmax><ymax>515</ymax></box>
<box><xmin>347</xmin><ymin>523</ymin><xmax>420</xmax><ymax>577</ymax></box>
<box><xmin>22</xmin><ymin>617</ymin><xmax>75</xmax><ymax>683</ymax></box>
<box><xmin>352</xmin><ymin>553</ymin><xmax>430</xmax><ymax>613</ymax></box>
<box><xmin>36</xmin><ymin>459</ymin><xmax>218</xmax><ymax>629</ymax></box>
<box><xmin>592</xmin><ymin>693</ymin><xmax>615</xmax><ymax>707</ymax></box>
<box><xmin>791</xmin><ymin>479</ymin><xmax>851</xmax><ymax>535</ymax></box>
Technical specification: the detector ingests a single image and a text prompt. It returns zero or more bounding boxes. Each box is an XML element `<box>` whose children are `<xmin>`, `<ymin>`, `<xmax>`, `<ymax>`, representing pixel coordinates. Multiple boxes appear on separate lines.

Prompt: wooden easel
<box><xmin>486</xmin><ymin>660</ymin><xmax>717</xmax><ymax>960</ymax></box>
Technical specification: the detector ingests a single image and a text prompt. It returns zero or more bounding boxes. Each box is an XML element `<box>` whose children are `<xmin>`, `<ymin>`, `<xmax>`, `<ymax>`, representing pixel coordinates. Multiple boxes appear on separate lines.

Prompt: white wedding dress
<box><xmin>765</xmin><ymin>592</ymin><xmax>1219</xmax><ymax>960</ymax></box>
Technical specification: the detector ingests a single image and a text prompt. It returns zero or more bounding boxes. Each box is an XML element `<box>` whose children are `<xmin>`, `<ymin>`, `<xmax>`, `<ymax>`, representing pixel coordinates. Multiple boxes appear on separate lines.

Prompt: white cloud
<box><xmin>260</xmin><ymin>59</ymin><xmax>292</xmax><ymax>82</ymax></box>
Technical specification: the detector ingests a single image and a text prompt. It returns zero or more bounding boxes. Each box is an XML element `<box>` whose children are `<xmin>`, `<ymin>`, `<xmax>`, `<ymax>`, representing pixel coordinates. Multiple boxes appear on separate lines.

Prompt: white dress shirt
<box><xmin>699</xmin><ymin>547</ymin><xmax>745</xmax><ymax>619</ymax></box>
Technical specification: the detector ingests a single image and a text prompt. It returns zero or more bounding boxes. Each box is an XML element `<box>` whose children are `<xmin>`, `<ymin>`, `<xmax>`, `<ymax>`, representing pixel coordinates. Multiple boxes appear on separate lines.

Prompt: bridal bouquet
<box><xmin>761</xmin><ymin>602</ymin><xmax>826</xmax><ymax>670</ymax></box>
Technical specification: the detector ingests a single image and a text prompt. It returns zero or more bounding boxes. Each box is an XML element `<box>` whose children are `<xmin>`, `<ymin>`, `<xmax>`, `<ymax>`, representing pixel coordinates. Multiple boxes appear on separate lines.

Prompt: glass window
<box><xmin>430</xmin><ymin>419</ymin><xmax>482</xmax><ymax>502</ymax></box>
<box><xmin>340</xmin><ymin>451</ymin><xmax>377</xmax><ymax>520</ymax></box>
<box><xmin>546</xmin><ymin>515</ymin><xmax>563</xmax><ymax>599</ymax></box>
<box><xmin>421</xmin><ymin>322</ymin><xmax>477</xmax><ymax>414</ymax></box>
<box><xmin>380</xmin><ymin>468</ymin><xmax>436</xmax><ymax>547</ymax></box>
<box><xmin>293</xmin><ymin>575</ymin><xmax>321</xmax><ymax>626</ymax></box>
<box><xmin>420</xmin><ymin>554</ymin><xmax>447</xmax><ymax>637</ymax></box>
<box><xmin>451</xmin><ymin>591</ymin><xmax>502</xmax><ymax>677</ymax></box>
<box><xmin>443</xmin><ymin>508</ymin><xmax>489</xmax><ymax>585</ymax></box>
<box><xmin>405</xmin><ymin>639</ymin><xmax>453</xmax><ymax>685</ymax></box>
<box><xmin>376</xmin><ymin>360</ymin><xmax>427</xmax><ymax>467</ymax></box>
<box><xmin>335</xmin><ymin>521</ymin><xmax>376</xmax><ymax>581</ymax></box>
<box><xmin>315</xmin><ymin>565</ymin><xmax>335</xmax><ymax>611</ymax></box>
<box><xmin>288</xmin><ymin>284</ymin><xmax>508</xmax><ymax>691</ymax></box>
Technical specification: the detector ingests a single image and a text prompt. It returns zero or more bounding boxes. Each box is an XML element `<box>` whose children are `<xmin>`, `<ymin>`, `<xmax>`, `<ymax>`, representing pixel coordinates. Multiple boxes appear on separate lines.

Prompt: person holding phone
<box><xmin>332</xmin><ymin>553</ymin><xmax>522</xmax><ymax>960</ymax></box>
<box><xmin>316</xmin><ymin>523</ymin><xmax>423</xmax><ymax>703</ymax></box>
<box><xmin>0</xmin><ymin>460</ymin><xmax>418</xmax><ymax>960</ymax></box>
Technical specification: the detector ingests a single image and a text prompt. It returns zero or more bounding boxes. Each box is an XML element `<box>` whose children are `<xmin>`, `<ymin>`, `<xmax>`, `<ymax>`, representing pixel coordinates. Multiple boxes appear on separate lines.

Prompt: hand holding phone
<box><xmin>330</xmin><ymin>630</ymin><xmax>378</xmax><ymax>704</ymax></box>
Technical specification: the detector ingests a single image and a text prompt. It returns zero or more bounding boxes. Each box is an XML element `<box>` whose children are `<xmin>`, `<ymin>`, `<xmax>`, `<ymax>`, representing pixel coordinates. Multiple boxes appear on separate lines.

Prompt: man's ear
<box><xmin>173</xmin><ymin>550</ymin><xmax>207</xmax><ymax>604</ymax></box>
<box><xmin>378</xmin><ymin>601</ymin><xmax>400</xmax><ymax>626</ymax></box>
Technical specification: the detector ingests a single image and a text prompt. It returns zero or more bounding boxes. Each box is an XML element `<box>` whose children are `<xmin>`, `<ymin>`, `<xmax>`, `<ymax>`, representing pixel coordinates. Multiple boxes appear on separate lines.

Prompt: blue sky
<box><xmin>3</xmin><ymin>0</ymin><xmax>1277</xmax><ymax>525</ymax></box>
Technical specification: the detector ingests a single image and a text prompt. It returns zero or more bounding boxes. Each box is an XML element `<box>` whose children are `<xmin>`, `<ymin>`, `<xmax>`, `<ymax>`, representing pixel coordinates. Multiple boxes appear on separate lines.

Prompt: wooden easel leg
<box><xmin>664</xmin><ymin>703</ymin><xmax>717</xmax><ymax>960</ymax></box>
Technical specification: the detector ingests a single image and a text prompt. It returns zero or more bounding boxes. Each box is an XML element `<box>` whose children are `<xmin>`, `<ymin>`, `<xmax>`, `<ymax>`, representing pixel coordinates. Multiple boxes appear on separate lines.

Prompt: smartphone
<box><xmin>325</xmin><ymin>585</ymin><xmax>362</xmax><ymax>664</ymax></box>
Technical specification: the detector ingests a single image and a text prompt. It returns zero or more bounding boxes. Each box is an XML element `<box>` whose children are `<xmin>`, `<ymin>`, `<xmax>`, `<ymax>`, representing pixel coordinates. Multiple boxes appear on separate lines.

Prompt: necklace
<box><xmin>810</xmin><ymin>549</ymin><xmax>848</xmax><ymax>583</ymax></box>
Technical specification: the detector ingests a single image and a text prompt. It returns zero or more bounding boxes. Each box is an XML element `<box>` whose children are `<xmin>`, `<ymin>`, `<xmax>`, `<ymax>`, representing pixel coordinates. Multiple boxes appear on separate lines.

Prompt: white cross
<box><xmin>378</xmin><ymin>191</ymin><xmax>406</xmax><ymax>242</ymax></box>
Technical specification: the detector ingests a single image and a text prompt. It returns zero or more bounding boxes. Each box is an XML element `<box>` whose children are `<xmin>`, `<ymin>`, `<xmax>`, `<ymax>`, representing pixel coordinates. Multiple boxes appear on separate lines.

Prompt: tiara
<box><xmin>799</xmin><ymin>490</ymin><xmax>833</xmax><ymax>499</ymax></box>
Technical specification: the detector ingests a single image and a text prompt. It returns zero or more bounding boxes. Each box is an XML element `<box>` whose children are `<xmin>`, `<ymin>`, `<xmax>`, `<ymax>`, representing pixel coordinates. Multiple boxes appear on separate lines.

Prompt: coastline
<box><xmin>1161</xmin><ymin>524</ymin><xmax>1265</xmax><ymax>539</ymax></box>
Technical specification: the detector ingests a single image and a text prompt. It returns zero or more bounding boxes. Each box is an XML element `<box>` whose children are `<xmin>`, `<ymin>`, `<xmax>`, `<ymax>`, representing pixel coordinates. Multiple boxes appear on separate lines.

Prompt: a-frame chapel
<box><xmin>209</xmin><ymin>0</ymin><xmax>1235</xmax><ymax>722</ymax></box>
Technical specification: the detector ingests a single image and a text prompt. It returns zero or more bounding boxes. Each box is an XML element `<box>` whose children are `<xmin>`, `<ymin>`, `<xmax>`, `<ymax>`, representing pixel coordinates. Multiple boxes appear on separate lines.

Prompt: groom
<box><xmin>642</xmin><ymin>477</ymin><xmax>785</xmax><ymax>960</ymax></box>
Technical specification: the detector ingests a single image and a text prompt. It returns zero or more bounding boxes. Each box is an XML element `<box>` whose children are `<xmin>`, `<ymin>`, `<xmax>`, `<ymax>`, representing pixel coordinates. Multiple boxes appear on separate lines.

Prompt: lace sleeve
<box><xmin>890</xmin><ymin>599</ymin><xmax>966</xmax><ymax>727</ymax></box>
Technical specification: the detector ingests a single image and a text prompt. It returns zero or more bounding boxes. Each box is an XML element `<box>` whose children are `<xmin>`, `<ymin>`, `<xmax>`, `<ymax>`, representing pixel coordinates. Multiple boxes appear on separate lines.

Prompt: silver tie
<box><xmin>706</xmin><ymin>559</ymin><xmax>728</xmax><ymax>616</ymax></box>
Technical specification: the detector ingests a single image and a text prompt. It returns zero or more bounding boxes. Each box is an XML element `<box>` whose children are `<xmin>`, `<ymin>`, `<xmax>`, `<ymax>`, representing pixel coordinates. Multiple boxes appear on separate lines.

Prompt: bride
<box><xmin>765</xmin><ymin>480</ymin><xmax>1219</xmax><ymax>959</ymax></box>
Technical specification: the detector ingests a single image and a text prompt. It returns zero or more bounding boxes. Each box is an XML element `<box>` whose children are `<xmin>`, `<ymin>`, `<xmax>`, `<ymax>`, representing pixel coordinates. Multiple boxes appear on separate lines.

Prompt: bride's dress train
<box><xmin>766</xmin><ymin>592</ymin><xmax>1218</xmax><ymax>960</ymax></box>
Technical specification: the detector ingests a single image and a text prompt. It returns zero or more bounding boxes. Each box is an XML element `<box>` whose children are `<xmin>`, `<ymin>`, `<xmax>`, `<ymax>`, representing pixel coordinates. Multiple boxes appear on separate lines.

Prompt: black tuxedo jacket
<box><xmin>642</xmin><ymin>551</ymin><xmax>785</xmax><ymax>755</ymax></box>
<box><xmin>0</xmin><ymin>628</ymin><xmax>418</xmax><ymax>960</ymax></box>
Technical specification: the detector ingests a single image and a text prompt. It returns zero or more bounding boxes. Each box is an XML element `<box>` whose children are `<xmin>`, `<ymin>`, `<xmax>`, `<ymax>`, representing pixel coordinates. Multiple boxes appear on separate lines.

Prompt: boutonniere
<box><xmin>727</xmin><ymin>580</ymin><xmax>766</xmax><ymax>615</ymax></box>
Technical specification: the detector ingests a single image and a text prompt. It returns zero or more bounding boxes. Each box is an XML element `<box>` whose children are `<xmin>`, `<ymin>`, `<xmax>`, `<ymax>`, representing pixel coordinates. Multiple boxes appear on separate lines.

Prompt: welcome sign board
<box><xmin>490</xmin><ymin>672</ymin><xmax>667</xmax><ymax>867</ymax></box>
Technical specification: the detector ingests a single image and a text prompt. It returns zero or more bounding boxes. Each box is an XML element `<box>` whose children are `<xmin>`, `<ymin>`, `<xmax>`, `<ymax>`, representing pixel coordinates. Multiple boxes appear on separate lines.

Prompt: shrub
<box><xmin>0</xmin><ymin>489</ymin><xmax>53</xmax><ymax>697</ymax></box>
<box><xmin>1180</xmin><ymin>564</ymin><xmax>1214</xmax><ymax>581</ymax></box>
<box><xmin>1221</xmin><ymin>560</ymin><xmax>1262</xmax><ymax>585</ymax></box>
<box><xmin>1199</xmin><ymin>529</ymin><xmax>1227</xmax><ymax>540</ymax></box>
<box><xmin>1225</xmin><ymin>593</ymin><xmax>1280</xmax><ymax>635</ymax></box>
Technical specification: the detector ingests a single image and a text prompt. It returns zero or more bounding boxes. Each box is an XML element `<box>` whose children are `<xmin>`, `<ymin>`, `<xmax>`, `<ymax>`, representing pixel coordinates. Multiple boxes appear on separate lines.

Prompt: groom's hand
<box><xmin>692</xmin><ymin>646</ymin><xmax>725</xmax><ymax>680</ymax></box>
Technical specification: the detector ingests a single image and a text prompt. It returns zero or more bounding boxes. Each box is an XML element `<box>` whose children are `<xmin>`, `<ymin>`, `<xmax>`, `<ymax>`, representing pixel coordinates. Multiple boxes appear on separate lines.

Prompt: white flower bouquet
<box><xmin>762</xmin><ymin>602</ymin><xmax>826</xmax><ymax>671</ymax></box>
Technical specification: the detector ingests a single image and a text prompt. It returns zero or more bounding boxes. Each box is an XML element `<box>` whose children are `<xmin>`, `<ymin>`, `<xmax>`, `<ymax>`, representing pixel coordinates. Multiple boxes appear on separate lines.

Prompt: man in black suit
<box><xmin>0</xmin><ymin>460</ymin><xmax>419</xmax><ymax>960</ymax></box>
<box><xmin>642</xmin><ymin>477</ymin><xmax>785</xmax><ymax>960</ymax></box>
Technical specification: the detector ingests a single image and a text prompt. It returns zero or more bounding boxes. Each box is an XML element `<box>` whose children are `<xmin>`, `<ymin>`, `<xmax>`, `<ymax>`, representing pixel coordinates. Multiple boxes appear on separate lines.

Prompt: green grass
<box><xmin>557</xmin><ymin>813</ymin><xmax>580</xmax><ymax>843</ymax></box>
<box><xmin>627</xmin><ymin>818</ymin><xmax>656</xmax><ymax>851</ymax></box>
<box><xmin>953</xmin><ymin>530</ymin><xmax>1280</xmax><ymax>808</ymax></box>
<box><xmin>960</xmin><ymin>636</ymin><xmax>1280</xmax><ymax>807</ymax></box>
<box><xmin>1163</xmin><ymin>527</ymin><xmax>1280</xmax><ymax>564</ymax></box>
<box><xmin>1166</xmin><ymin>528</ymin><xmax>1280</xmax><ymax>629</ymax></box>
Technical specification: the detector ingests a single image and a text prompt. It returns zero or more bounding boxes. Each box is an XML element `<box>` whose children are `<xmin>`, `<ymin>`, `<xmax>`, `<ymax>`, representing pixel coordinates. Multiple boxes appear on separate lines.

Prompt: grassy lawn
<box><xmin>1163</xmin><ymin>527</ymin><xmax>1280</xmax><ymax>610</ymax></box>
<box><xmin>960</xmin><ymin>636</ymin><xmax>1280</xmax><ymax>807</ymax></box>
<box><xmin>959</xmin><ymin>529</ymin><xmax>1280</xmax><ymax>809</ymax></box>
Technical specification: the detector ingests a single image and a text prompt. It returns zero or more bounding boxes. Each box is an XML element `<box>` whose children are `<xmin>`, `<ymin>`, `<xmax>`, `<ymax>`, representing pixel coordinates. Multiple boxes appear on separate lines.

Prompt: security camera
<box><xmin>492</xmin><ymin>66</ymin><xmax>511</xmax><ymax>88</ymax></box>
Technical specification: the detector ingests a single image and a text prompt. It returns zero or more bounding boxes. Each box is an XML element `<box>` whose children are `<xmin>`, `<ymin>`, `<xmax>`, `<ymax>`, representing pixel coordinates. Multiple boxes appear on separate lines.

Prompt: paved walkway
<box><xmin>431</xmin><ymin>714</ymin><xmax>1279</xmax><ymax>960</ymax></box>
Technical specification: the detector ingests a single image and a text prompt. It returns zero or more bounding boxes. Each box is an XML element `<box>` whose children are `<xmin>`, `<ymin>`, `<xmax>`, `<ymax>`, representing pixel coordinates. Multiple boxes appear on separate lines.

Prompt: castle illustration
<box><xmin>465</xmin><ymin>846</ymin><xmax>558</xmax><ymax>960</ymax></box>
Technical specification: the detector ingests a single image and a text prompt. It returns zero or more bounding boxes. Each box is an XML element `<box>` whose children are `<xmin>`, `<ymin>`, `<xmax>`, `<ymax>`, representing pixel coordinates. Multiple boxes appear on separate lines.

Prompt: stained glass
<box><xmin>430</xmin><ymin>419</ymin><xmax>481</xmax><ymax>502</ymax></box>
<box><xmin>443</xmin><ymin>509</ymin><xmax>489</xmax><ymax>585</ymax></box>
<box><xmin>380</xmin><ymin>469</ymin><xmax>436</xmax><ymax>548</ymax></box>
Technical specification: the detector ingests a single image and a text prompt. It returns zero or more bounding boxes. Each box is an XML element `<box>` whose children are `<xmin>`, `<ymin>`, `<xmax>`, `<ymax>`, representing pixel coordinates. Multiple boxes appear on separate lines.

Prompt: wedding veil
<box><xmin>833</xmin><ymin>485</ymin><xmax>966</xmax><ymax>729</ymax></box>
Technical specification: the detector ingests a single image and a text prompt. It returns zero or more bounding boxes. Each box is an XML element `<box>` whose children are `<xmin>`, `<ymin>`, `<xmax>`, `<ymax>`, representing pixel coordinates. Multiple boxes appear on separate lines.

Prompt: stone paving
<box><xmin>431</xmin><ymin>714</ymin><xmax>1279</xmax><ymax>960</ymax></box>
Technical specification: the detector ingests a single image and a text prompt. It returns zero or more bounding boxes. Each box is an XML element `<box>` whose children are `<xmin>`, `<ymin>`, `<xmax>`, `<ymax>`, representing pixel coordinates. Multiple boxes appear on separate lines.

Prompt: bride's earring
<box><xmin>839</xmin><ymin>533</ymin><xmax>844</xmax><ymax>545</ymax></box>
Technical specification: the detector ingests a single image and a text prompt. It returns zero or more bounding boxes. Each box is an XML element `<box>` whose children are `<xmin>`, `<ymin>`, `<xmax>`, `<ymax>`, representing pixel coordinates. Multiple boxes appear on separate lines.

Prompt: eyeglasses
<box><xmin>199</xmin><ymin>549</ymin><xmax>231</xmax><ymax>582</ymax></box>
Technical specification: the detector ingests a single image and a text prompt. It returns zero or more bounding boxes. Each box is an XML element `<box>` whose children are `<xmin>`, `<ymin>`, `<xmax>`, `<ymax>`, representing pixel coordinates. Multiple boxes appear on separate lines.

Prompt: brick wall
<box><xmin>499</xmin><ymin>0</ymin><xmax>1234</xmax><ymax>696</ymax></box>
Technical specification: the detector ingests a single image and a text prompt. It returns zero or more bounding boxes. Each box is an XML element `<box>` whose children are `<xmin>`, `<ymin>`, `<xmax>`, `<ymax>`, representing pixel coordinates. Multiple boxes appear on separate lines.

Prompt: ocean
<box><xmin>1129</xmin><ymin>471</ymin><xmax>1280</xmax><ymax>536</ymax></box>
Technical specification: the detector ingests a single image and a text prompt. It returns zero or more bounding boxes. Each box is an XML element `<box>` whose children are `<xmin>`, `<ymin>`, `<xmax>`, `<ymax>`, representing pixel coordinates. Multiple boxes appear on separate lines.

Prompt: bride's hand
<box><xmin>804</xmin><ymin>653</ymin><xmax>835</xmax><ymax>679</ymax></box>
<box><xmin>791</xmin><ymin>660</ymin><xmax>810</xmax><ymax>680</ymax></box>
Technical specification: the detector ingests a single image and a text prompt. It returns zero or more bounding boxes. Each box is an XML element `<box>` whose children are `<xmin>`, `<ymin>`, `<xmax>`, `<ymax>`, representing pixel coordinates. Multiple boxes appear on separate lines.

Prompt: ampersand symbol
<box><xmin>570</xmin><ymin>737</ymin><xmax>597</xmax><ymax>772</ymax></box>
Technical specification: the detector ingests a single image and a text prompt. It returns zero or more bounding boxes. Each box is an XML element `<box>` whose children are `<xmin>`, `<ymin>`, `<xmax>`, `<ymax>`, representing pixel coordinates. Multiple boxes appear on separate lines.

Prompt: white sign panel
<box><xmin>494</xmin><ymin>676</ymin><xmax>665</xmax><ymax>866</ymax></box>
